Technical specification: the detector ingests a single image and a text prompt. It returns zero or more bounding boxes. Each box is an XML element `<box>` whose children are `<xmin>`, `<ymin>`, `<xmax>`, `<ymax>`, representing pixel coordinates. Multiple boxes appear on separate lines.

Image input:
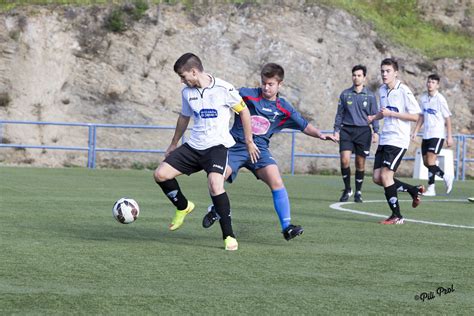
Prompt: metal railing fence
<box><xmin>0</xmin><ymin>120</ymin><xmax>472</xmax><ymax>180</ymax></box>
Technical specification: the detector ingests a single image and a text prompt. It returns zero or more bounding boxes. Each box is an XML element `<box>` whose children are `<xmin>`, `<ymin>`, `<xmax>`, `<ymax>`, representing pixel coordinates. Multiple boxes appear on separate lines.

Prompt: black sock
<box><xmin>428</xmin><ymin>165</ymin><xmax>444</xmax><ymax>183</ymax></box>
<box><xmin>393</xmin><ymin>178</ymin><xmax>417</xmax><ymax>196</ymax></box>
<box><xmin>384</xmin><ymin>183</ymin><xmax>401</xmax><ymax>218</ymax></box>
<box><xmin>211</xmin><ymin>192</ymin><xmax>235</xmax><ymax>239</ymax></box>
<box><xmin>341</xmin><ymin>167</ymin><xmax>351</xmax><ymax>191</ymax></box>
<box><xmin>355</xmin><ymin>170</ymin><xmax>364</xmax><ymax>192</ymax></box>
<box><xmin>157</xmin><ymin>179</ymin><xmax>188</xmax><ymax>210</ymax></box>
<box><xmin>427</xmin><ymin>165</ymin><xmax>437</xmax><ymax>185</ymax></box>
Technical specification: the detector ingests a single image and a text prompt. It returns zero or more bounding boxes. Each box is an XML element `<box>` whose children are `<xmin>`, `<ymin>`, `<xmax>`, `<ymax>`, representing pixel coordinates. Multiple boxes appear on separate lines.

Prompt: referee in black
<box><xmin>333</xmin><ymin>65</ymin><xmax>379</xmax><ymax>202</ymax></box>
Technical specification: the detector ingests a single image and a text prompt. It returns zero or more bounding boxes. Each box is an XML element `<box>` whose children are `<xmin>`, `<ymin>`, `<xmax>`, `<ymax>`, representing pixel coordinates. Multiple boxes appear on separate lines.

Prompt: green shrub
<box><xmin>131</xmin><ymin>0</ymin><xmax>149</xmax><ymax>20</ymax></box>
<box><xmin>105</xmin><ymin>9</ymin><xmax>127</xmax><ymax>33</ymax></box>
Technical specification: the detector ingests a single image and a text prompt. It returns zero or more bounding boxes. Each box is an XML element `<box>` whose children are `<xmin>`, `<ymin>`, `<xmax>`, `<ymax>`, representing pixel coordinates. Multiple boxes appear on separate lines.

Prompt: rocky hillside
<box><xmin>0</xmin><ymin>2</ymin><xmax>472</xmax><ymax>175</ymax></box>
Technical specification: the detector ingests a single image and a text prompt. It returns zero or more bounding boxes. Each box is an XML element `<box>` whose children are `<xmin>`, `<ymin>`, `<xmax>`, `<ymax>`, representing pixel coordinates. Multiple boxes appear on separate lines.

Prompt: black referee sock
<box><xmin>427</xmin><ymin>165</ymin><xmax>444</xmax><ymax>185</ymax></box>
<box><xmin>341</xmin><ymin>167</ymin><xmax>351</xmax><ymax>191</ymax></box>
<box><xmin>384</xmin><ymin>183</ymin><xmax>401</xmax><ymax>218</ymax></box>
<box><xmin>211</xmin><ymin>192</ymin><xmax>235</xmax><ymax>239</ymax></box>
<box><xmin>157</xmin><ymin>179</ymin><xmax>188</xmax><ymax>210</ymax></box>
<box><xmin>355</xmin><ymin>170</ymin><xmax>365</xmax><ymax>192</ymax></box>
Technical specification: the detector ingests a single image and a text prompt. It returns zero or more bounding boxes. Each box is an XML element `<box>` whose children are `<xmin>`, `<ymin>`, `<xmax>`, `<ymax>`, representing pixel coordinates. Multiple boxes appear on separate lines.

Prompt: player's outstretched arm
<box><xmin>303</xmin><ymin>124</ymin><xmax>337</xmax><ymax>142</ymax></box>
<box><xmin>382</xmin><ymin>109</ymin><xmax>419</xmax><ymax>122</ymax></box>
<box><xmin>367</xmin><ymin>111</ymin><xmax>384</xmax><ymax>123</ymax></box>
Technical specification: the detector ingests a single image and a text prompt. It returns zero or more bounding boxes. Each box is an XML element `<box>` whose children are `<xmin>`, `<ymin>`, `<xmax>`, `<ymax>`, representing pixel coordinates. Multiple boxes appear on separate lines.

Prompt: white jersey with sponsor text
<box><xmin>378</xmin><ymin>81</ymin><xmax>421</xmax><ymax>149</ymax></box>
<box><xmin>181</xmin><ymin>75</ymin><xmax>241</xmax><ymax>150</ymax></box>
<box><xmin>419</xmin><ymin>91</ymin><xmax>451</xmax><ymax>139</ymax></box>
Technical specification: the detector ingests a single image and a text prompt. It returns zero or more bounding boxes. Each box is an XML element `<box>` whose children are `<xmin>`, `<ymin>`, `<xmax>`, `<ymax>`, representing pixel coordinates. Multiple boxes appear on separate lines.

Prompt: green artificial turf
<box><xmin>0</xmin><ymin>167</ymin><xmax>472</xmax><ymax>314</ymax></box>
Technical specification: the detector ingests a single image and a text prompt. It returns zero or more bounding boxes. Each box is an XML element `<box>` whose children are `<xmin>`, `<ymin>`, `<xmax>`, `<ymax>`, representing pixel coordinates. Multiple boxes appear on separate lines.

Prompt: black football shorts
<box><xmin>373</xmin><ymin>145</ymin><xmax>407</xmax><ymax>172</ymax></box>
<box><xmin>421</xmin><ymin>138</ymin><xmax>444</xmax><ymax>155</ymax></box>
<box><xmin>164</xmin><ymin>143</ymin><xmax>228</xmax><ymax>175</ymax></box>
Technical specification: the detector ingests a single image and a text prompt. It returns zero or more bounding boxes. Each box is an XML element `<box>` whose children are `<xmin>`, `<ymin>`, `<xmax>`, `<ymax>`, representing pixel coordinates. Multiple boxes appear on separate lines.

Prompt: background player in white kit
<box><xmin>368</xmin><ymin>58</ymin><xmax>424</xmax><ymax>225</ymax></box>
<box><xmin>411</xmin><ymin>74</ymin><xmax>454</xmax><ymax>196</ymax></box>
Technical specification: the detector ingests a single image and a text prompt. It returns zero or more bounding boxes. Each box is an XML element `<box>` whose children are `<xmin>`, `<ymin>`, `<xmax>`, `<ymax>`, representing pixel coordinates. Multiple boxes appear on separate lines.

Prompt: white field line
<box><xmin>329</xmin><ymin>199</ymin><xmax>474</xmax><ymax>229</ymax></box>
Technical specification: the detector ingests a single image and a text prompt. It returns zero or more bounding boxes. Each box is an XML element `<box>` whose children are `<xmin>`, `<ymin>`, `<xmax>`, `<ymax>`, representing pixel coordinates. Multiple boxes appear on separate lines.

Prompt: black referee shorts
<box><xmin>339</xmin><ymin>125</ymin><xmax>372</xmax><ymax>157</ymax></box>
<box><xmin>164</xmin><ymin>143</ymin><xmax>228</xmax><ymax>176</ymax></box>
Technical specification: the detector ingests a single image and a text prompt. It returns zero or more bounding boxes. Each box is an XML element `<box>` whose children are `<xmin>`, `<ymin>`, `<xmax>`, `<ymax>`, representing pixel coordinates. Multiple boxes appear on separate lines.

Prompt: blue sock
<box><xmin>272</xmin><ymin>188</ymin><xmax>291</xmax><ymax>230</ymax></box>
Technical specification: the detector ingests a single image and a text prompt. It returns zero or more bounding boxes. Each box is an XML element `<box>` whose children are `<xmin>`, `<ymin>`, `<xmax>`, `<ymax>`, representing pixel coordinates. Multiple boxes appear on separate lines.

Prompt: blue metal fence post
<box><xmin>455</xmin><ymin>135</ymin><xmax>460</xmax><ymax>180</ymax></box>
<box><xmin>87</xmin><ymin>125</ymin><xmax>93</xmax><ymax>168</ymax></box>
<box><xmin>461</xmin><ymin>135</ymin><xmax>467</xmax><ymax>181</ymax></box>
<box><xmin>91</xmin><ymin>125</ymin><xmax>97</xmax><ymax>169</ymax></box>
<box><xmin>290</xmin><ymin>131</ymin><xmax>296</xmax><ymax>175</ymax></box>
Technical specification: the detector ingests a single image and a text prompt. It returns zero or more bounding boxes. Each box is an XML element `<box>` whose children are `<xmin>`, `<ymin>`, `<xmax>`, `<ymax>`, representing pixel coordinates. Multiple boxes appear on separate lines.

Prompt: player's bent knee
<box><xmin>208</xmin><ymin>173</ymin><xmax>225</xmax><ymax>195</ymax></box>
<box><xmin>154</xmin><ymin>167</ymin><xmax>171</xmax><ymax>183</ymax></box>
<box><xmin>372</xmin><ymin>175</ymin><xmax>382</xmax><ymax>185</ymax></box>
<box><xmin>208</xmin><ymin>183</ymin><xmax>225</xmax><ymax>196</ymax></box>
<box><xmin>266</xmin><ymin>179</ymin><xmax>284</xmax><ymax>190</ymax></box>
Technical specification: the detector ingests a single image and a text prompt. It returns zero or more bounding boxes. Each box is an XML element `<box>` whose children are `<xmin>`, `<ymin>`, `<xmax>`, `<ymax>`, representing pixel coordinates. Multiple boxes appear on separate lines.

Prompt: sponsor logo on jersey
<box><xmin>386</xmin><ymin>106</ymin><xmax>399</xmax><ymax>113</ymax></box>
<box><xmin>212</xmin><ymin>164</ymin><xmax>224</xmax><ymax>170</ymax></box>
<box><xmin>347</xmin><ymin>101</ymin><xmax>353</xmax><ymax>105</ymax></box>
<box><xmin>424</xmin><ymin>108</ymin><xmax>437</xmax><ymax>115</ymax></box>
<box><xmin>250</xmin><ymin>115</ymin><xmax>271</xmax><ymax>135</ymax></box>
<box><xmin>271</xmin><ymin>111</ymin><xmax>281</xmax><ymax>122</ymax></box>
<box><xmin>199</xmin><ymin>108</ymin><xmax>218</xmax><ymax>118</ymax></box>
<box><xmin>363</xmin><ymin>101</ymin><xmax>368</xmax><ymax>107</ymax></box>
<box><xmin>189</xmin><ymin>96</ymin><xmax>198</xmax><ymax>101</ymax></box>
<box><xmin>261</xmin><ymin>107</ymin><xmax>273</xmax><ymax>112</ymax></box>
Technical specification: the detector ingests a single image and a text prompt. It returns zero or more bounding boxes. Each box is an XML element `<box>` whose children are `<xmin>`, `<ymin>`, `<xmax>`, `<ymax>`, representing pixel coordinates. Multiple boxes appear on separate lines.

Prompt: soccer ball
<box><xmin>112</xmin><ymin>198</ymin><xmax>140</xmax><ymax>224</ymax></box>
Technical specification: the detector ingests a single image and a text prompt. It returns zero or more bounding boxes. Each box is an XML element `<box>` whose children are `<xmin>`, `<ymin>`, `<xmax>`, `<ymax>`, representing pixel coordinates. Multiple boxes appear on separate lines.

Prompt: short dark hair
<box><xmin>352</xmin><ymin>64</ymin><xmax>367</xmax><ymax>76</ymax></box>
<box><xmin>261</xmin><ymin>63</ymin><xmax>284</xmax><ymax>82</ymax></box>
<box><xmin>427</xmin><ymin>74</ymin><xmax>440</xmax><ymax>82</ymax></box>
<box><xmin>381</xmin><ymin>58</ymin><xmax>399</xmax><ymax>71</ymax></box>
<box><xmin>173</xmin><ymin>53</ymin><xmax>204</xmax><ymax>73</ymax></box>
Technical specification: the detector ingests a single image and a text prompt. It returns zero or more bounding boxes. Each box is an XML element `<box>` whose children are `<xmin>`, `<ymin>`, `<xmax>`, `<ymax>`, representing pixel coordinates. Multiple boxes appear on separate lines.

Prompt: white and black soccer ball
<box><xmin>112</xmin><ymin>198</ymin><xmax>140</xmax><ymax>224</ymax></box>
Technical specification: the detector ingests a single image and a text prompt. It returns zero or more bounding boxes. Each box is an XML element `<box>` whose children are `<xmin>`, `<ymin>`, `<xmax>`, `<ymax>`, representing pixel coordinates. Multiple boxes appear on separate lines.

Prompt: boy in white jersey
<box><xmin>411</xmin><ymin>74</ymin><xmax>454</xmax><ymax>196</ymax></box>
<box><xmin>153</xmin><ymin>53</ymin><xmax>259</xmax><ymax>250</ymax></box>
<box><xmin>368</xmin><ymin>58</ymin><xmax>424</xmax><ymax>225</ymax></box>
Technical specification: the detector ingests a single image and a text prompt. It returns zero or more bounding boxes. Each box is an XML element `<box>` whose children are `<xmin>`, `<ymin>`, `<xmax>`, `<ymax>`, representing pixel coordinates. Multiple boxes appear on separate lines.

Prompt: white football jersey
<box><xmin>419</xmin><ymin>91</ymin><xmax>451</xmax><ymax>139</ymax></box>
<box><xmin>181</xmin><ymin>75</ymin><xmax>242</xmax><ymax>150</ymax></box>
<box><xmin>378</xmin><ymin>81</ymin><xmax>421</xmax><ymax>149</ymax></box>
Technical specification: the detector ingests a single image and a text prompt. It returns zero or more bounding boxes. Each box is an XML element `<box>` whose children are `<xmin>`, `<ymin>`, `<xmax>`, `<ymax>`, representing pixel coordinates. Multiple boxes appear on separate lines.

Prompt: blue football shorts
<box><xmin>227</xmin><ymin>141</ymin><xmax>277</xmax><ymax>183</ymax></box>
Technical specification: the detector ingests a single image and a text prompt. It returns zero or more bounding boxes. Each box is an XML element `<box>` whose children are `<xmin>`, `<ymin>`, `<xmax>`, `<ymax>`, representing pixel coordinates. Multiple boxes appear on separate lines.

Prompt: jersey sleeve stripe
<box><xmin>243</xmin><ymin>95</ymin><xmax>263</xmax><ymax>102</ymax></box>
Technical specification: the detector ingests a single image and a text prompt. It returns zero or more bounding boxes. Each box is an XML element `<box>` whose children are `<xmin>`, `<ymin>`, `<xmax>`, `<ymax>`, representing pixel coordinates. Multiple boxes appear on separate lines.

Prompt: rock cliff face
<box><xmin>0</xmin><ymin>3</ymin><xmax>472</xmax><ymax>175</ymax></box>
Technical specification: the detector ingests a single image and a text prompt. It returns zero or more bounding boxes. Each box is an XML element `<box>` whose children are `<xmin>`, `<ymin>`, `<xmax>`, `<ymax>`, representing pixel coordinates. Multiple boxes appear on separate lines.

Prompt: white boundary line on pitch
<box><xmin>329</xmin><ymin>199</ymin><xmax>474</xmax><ymax>229</ymax></box>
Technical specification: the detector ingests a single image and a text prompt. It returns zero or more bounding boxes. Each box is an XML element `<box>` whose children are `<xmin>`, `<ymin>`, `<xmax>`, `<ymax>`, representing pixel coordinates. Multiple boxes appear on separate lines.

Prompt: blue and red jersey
<box><xmin>230</xmin><ymin>87</ymin><xmax>308</xmax><ymax>148</ymax></box>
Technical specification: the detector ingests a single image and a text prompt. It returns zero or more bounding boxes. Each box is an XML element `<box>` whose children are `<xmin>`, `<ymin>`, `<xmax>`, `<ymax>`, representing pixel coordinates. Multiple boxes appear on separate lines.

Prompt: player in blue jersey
<box><xmin>202</xmin><ymin>63</ymin><xmax>337</xmax><ymax>240</ymax></box>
